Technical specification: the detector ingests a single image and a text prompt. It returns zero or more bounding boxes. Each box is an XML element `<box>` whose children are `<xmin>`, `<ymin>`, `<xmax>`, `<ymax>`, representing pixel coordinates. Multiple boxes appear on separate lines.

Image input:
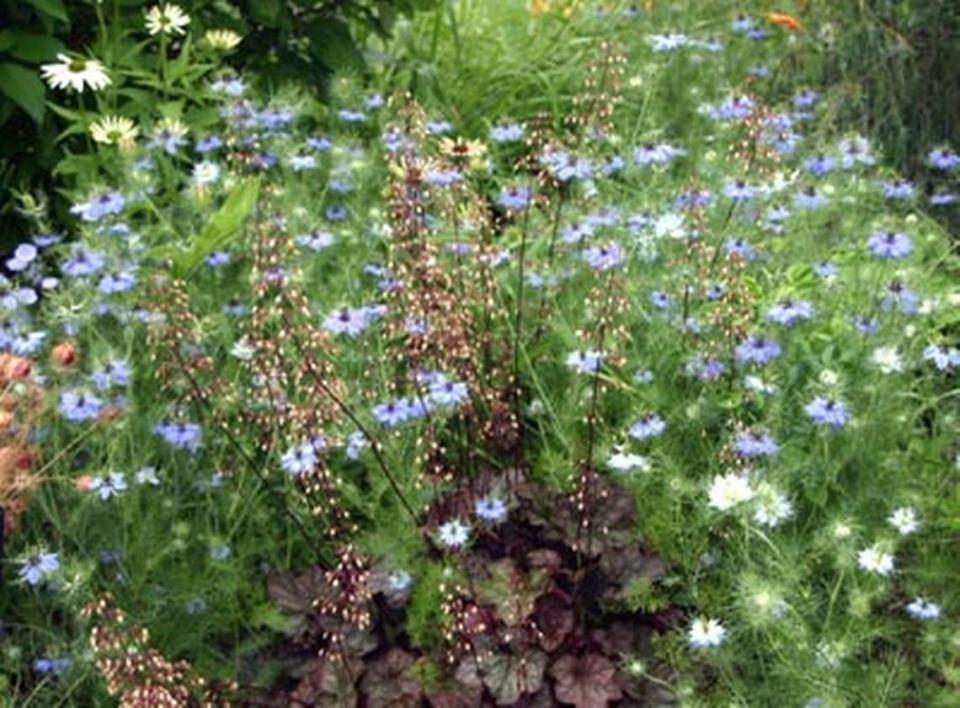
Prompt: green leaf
<box><xmin>9</xmin><ymin>33</ymin><xmax>64</xmax><ymax>63</ymax></box>
<box><xmin>173</xmin><ymin>178</ymin><xmax>261</xmax><ymax>275</ymax></box>
<box><xmin>306</xmin><ymin>16</ymin><xmax>365</xmax><ymax>73</ymax></box>
<box><xmin>25</xmin><ymin>0</ymin><xmax>69</xmax><ymax>22</ymax></box>
<box><xmin>0</xmin><ymin>62</ymin><xmax>46</xmax><ymax>124</ymax></box>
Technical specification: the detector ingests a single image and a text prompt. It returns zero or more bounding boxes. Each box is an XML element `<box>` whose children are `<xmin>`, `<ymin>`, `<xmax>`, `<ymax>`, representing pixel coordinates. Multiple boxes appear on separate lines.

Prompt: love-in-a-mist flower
<box><xmin>867</xmin><ymin>231</ymin><xmax>912</xmax><ymax>259</ymax></box>
<box><xmin>870</xmin><ymin>346</ymin><xmax>903</xmax><ymax>374</ymax></box>
<box><xmin>145</xmin><ymin>4</ymin><xmax>191</xmax><ymax>36</ymax></box>
<box><xmin>19</xmin><ymin>552</ymin><xmax>59</xmax><ymax>586</ymax></box>
<box><xmin>41</xmin><ymin>54</ymin><xmax>111</xmax><ymax>92</ymax></box>
<box><xmin>474</xmin><ymin>496</ymin><xmax>507</xmax><ymax>523</ymax></box>
<box><xmin>437</xmin><ymin>519</ymin><xmax>470</xmax><ymax>549</ymax></box>
<box><xmin>566</xmin><ymin>350</ymin><xmax>602</xmax><ymax>374</ymax></box>
<box><xmin>607</xmin><ymin>450</ymin><xmax>651</xmax><ymax>473</ymax></box>
<box><xmin>629</xmin><ymin>414</ymin><xmax>666</xmax><ymax>440</ymax></box>
<box><xmin>888</xmin><ymin>506</ymin><xmax>919</xmax><ymax>535</ymax></box>
<box><xmin>280</xmin><ymin>441</ymin><xmax>318</xmax><ymax>477</ymax></box>
<box><xmin>688</xmin><ymin>618</ymin><xmax>726</xmax><ymax>648</ymax></box>
<box><xmin>905</xmin><ymin>597</ymin><xmax>941</xmax><ymax>621</ymax></box>
<box><xmin>708</xmin><ymin>473</ymin><xmax>754</xmax><ymax>511</ymax></box>
<box><xmin>923</xmin><ymin>344</ymin><xmax>960</xmax><ymax>371</ymax></box>
<box><xmin>804</xmin><ymin>397</ymin><xmax>848</xmax><ymax>429</ymax></box>
<box><xmin>857</xmin><ymin>544</ymin><xmax>894</xmax><ymax>576</ymax></box>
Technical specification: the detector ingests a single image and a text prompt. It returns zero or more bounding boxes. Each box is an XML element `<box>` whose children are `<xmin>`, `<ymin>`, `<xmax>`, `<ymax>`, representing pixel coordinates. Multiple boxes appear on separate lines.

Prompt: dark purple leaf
<box><xmin>550</xmin><ymin>653</ymin><xmax>623</xmax><ymax>708</ymax></box>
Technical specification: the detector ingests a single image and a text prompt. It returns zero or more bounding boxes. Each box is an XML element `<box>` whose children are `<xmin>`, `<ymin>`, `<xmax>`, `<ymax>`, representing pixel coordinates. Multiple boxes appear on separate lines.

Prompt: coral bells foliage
<box><xmin>4</xmin><ymin>3</ymin><xmax>960</xmax><ymax>707</ymax></box>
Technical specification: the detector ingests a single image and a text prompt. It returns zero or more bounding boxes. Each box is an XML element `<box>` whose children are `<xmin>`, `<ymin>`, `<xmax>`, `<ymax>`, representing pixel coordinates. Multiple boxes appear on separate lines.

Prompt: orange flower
<box><xmin>74</xmin><ymin>475</ymin><xmax>94</xmax><ymax>492</ymax></box>
<box><xmin>51</xmin><ymin>341</ymin><xmax>78</xmax><ymax>368</ymax></box>
<box><xmin>767</xmin><ymin>12</ymin><xmax>802</xmax><ymax>31</ymax></box>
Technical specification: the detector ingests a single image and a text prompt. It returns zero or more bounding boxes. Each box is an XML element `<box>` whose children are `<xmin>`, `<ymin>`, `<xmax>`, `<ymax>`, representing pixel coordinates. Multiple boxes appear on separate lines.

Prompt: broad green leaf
<box><xmin>25</xmin><ymin>0</ymin><xmax>68</xmax><ymax>22</ymax></box>
<box><xmin>307</xmin><ymin>16</ymin><xmax>365</xmax><ymax>73</ymax></box>
<box><xmin>172</xmin><ymin>178</ymin><xmax>261</xmax><ymax>275</ymax></box>
<box><xmin>9</xmin><ymin>33</ymin><xmax>64</xmax><ymax>63</ymax></box>
<box><xmin>0</xmin><ymin>62</ymin><xmax>46</xmax><ymax>124</ymax></box>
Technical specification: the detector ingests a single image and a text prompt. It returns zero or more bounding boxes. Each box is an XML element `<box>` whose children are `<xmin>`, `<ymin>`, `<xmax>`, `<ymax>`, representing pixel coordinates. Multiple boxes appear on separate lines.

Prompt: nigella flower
<box><xmin>906</xmin><ymin>598</ymin><xmax>941</xmax><ymax>621</ymax></box>
<box><xmin>11</xmin><ymin>331</ymin><xmax>46</xmax><ymax>356</ymax></box>
<box><xmin>91</xmin><ymin>359</ymin><xmax>130</xmax><ymax>390</ymax></box>
<box><xmin>541</xmin><ymin>149</ymin><xmax>593</xmax><ymax>181</ymax></box>
<box><xmin>566</xmin><ymin>350</ymin><xmax>602</xmax><ymax>374</ymax></box>
<box><xmin>707</xmin><ymin>95</ymin><xmax>755</xmax><ymax>121</ymax></box>
<box><xmin>33</xmin><ymin>657</ymin><xmax>72</xmax><ymax>675</ymax></box>
<box><xmin>629</xmin><ymin>414</ymin><xmax>666</xmax><ymax>441</ymax></box>
<box><xmin>288</xmin><ymin>154</ymin><xmax>317</xmax><ymax>171</ymax></box>
<box><xmin>648</xmin><ymin>33</ymin><xmax>689</xmax><ymax>52</ymax></box>
<box><xmin>688</xmin><ymin>618</ymin><xmax>725</xmax><ymax>648</ymax></box>
<box><xmin>209</xmin><ymin>545</ymin><xmax>231</xmax><ymax>560</ymax></box>
<box><xmin>325</xmin><ymin>206</ymin><xmax>348</xmax><ymax>222</ymax></box>
<box><xmin>804</xmin><ymin>154</ymin><xmax>835</xmax><ymax>176</ymax></box>
<box><xmin>195</xmin><ymin>135</ymin><xmax>223</xmax><ymax>152</ymax></box>
<box><xmin>583</xmin><ymin>243</ymin><xmax>625</xmax><ymax>270</ymax></box>
<box><xmin>734</xmin><ymin>431</ymin><xmax>779</xmax><ymax>457</ymax></box>
<box><xmin>585</xmin><ymin>208</ymin><xmax>621</xmax><ymax>228</ymax></box>
<box><xmin>731</xmin><ymin>14</ymin><xmax>754</xmax><ymax>32</ymax></box>
<box><xmin>496</xmin><ymin>187</ymin><xmax>531</xmax><ymax>210</ymax></box>
<box><xmin>97</xmin><ymin>269</ymin><xmax>137</xmax><ymax>294</ymax></box>
<box><xmin>474</xmin><ymin>496</ymin><xmax>507</xmax><ymax>523</ymax></box>
<box><xmin>867</xmin><ymin>231</ymin><xmax>912</xmax><ymax>259</ymax></box>
<box><xmin>364</xmin><ymin>93</ymin><xmax>384</xmax><ymax>109</ymax></box>
<box><xmin>70</xmin><ymin>191</ymin><xmax>126</xmax><ymax>222</ymax></box>
<box><xmin>793</xmin><ymin>187</ymin><xmax>828</xmax><ymax>210</ymax></box>
<box><xmin>295</xmin><ymin>230</ymin><xmax>335</xmax><ymax>251</ymax></box>
<box><xmin>724</xmin><ymin>179</ymin><xmax>755</xmax><ymax>203</ymax></box>
<box><xmin>724</xmin><ymin>238</ymin><xmax>755</xmax><ymax>261</ymax></box>
<box><xmin>428</xmin><ymin>380</ymin><xmax>469</xmax><ymax>408</ymax></box>
<box><xmin>601</xmin><ymin>154</ymin><xmax>625</xmax><ymax>175</ymax></box>
<box><xmin>749</xmin><ymin>64</ymin><xmax>770</xmax><ymax>78</ymax></box>
<box><xmin>650</xmin><ymin>291</ymin><xmax>672</xmax><ymax>310</ymax></box>
<box><xmin>633</xmin><ymin>143</ymin><xmax>685</xmax><ymax>166</ymax></box>
<box><xmin>857</xmin><ymin>544</ymin><xmax>894</xmax><ymax>576</ymax></box>
<box><xmin>7</xmin><ymin>243</ymin><xmax>38</xmax><ymax>271</ymax></box>
<box><xmin>437</xmin><ymin>519</ymin><xmax>470</xmax><ymax>548</ymax></box>
<box><xmin>306</xmin><ymin>135</ymin><xmax>332</xmax><ymax>152</ymax></box>
<box><xmin>607</xmin><ymin>449</ymin><xmax>651</xmax><ymax>473</ymax></box>
<box><xmin>735</xmin><ymin>336</ymin><xmax>781</xmax><ymax>366</ymax></box>
<box><xmin>767</xmin><ymin>299</ymin><xmax>813</xmax><ymax>327</ymax></box>
<box><xmin>372</xmin><ymin>399</ymin><xmax>414</xmax><ymax>428</ymax></box>
<box><xmin>425</xmin><ymin>168</ymin><xmax>463</xmax><ymax>187</ymax></box>
<box><xmin>33</xmin><ymin>233</ymin><xmax>64</xmax><ymax>248</ymax></box>
<box><xmin>927</xmin><ymin>147</ymin><xmax>959</xmax><ymax>171</ymax></box>
<box><xmin>699</xmin><ymin>358</ymin><xmax>725</xmax><ymax>381</ymax></box>
<box><xmin>880</xmin><ymin>280</ymin><xmax>918</xmax><ymax>314</ymax></box>
<box><xmin>838</xmin><ymin>135</ymin><xmax>875</xmax><ymax>168</ymax></box>
<box><xmin>59</xmin><ymin>390</ymin><xmax>103</xmax><ymax>422</ymax></box>
<box><xmin>793</xmin><ymin>89</ymin><xmax>819</xmax><ymax>108</ymax></box>
<box><xmin>880</xmin><ymin>179</ymin><xmax>914</xmax><ymax>200</ymax></box>
<box><xmin>90</xmin><ymin>472</ymin><xmax>127</xmax><ymax>500</ymax></box>
<box><xmin>490</xmin><ymin>122</ymin><xmax>524</xmax><ymax>143</ymax></box>
<box><xmin>675</xmin><ymin>189</ymin><xmax>713</xmax><ymax>210</ymax></box>
<box><xmin>323</xmin><ymin>307</ymin><xmax>371</xmax><ymax>337</ymax></box>
<box><xmin>204</xmin><ymin>251</ymin><xmax>230</xmax><ymax>268</ymax></box>
<box><xmin>752</xmin><ymin>483</ymin><xmax>794</xmax><ymax>527</ymax></box>
<box><xmin>62</xmin><ymin>246</ymin><xmax>105</xmax><ymax>278</ymax></box>
<box><xmin>345</xmin><ymin>431</ymin><xmax>367</xmax><ymax>460</ymax></box>
<box><xmin>852</xmin><ymin>315</ymin><xmax>878</xmax><ymax>336</ymax></box>
<box><xmin>923</xmin><ymin>344</ymin><xmax>960</xmax><ymax>371</ymax></box>
<box><xmin>154</xmin><ymin>421</ymin><xmax>202</xmax><ymax>452</ymax></box>
<box><xmin>708</xmin><ymin>473</ymin><xmax>754</xmax><ymax>511</ymax></box>
<box><xmin>280</xmin><ymin>441</ymin><xmax>318</xmax><ymax>477</ymax></box>
<box><xmin>19</xmin><ymin>552</ymin><xmax>59</xmax><ymax>586</ymax></box>
<box><xmin>804</xmin><ymin>396</ymin><xmax>848</xmax><ymax>429</ymax></box>
<box><xmin>888</xmin><ymin>506</ymin><xmax>919</xmax><ymax>535</ymax></box>
<box><xmin>426</xmin><ymin>119</ymin><xmax>452</xmax><ymax>135</ymax></box>
<box><xmin>813</xmin><ymin>261</ymin><xmax>837</xmax><ymax>280</ymax></box>
<box><xmin>930</xmin><ymin>191</ymin><xmax>957</xmax><ymax>206</ymax></box>
<box><xmin>134</xmin><ymin>466</ymin><xmax>160</xmax><ymax>486</ymax></box>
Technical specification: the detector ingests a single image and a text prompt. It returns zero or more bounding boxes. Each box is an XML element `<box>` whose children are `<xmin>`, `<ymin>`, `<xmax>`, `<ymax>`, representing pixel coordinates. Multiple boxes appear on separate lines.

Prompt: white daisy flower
<box><xmin>41</xmin><ymin>54</ymin><xmax>111</xmax><ymax>92</ymax></box>
<box><xmin>145</xmin><ymin>4</ymin><xmax>191</xmax><ymax>36</ymax></box>
<box><xmin>688</xmin><ymin>617</ymin><xmax>726</xmax><ymax>648</ymax></box>
<box><xmin>204</xmin><ymin>29</ymin><xmax>243</xmax><ymax>50</ymax></box>
<box><xmin>90</xmin><ymin>115</ymin><xmax>139</xmax><ymax>147</ymax></box>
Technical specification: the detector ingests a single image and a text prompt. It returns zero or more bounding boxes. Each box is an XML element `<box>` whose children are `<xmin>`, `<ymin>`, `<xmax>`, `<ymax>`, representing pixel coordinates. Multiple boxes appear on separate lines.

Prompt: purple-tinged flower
<box><xmin>675</xmin><ymin>189</ymin><xmax>713</xmax><ymax>210</ymax></box>
<box><xmin>33</xmin><ymin>657</ymin><xmax>72</xmax><ymax>675</ymax></box>
<box><xmin>880</xmin><ymin>180</ymin><xmax>914</xmax><ymax>200</ymax></box>
<box><xmin>280</xmin><ymin>441</ymin><xmax>318</xmax><ymax>477</ymax></box>
<box><xmin>542</xmin><ymin>149</ymin><xmax>593</xmax><ymax>181</ymax></box>
<box><xmin>62</xmin><ymin>246</ymin><xmax>105</xmax><ymax>278</ymax></box>
<box><xmin>699</xmin><ymin>358</ymin><xmax>725</xmax><ymax>381</ymax></box>
<box><xmin>793</xmin><ymin>187</ymin><xmax>828</xmax><ymax>210</ymax></box>
<box><xmin>906</xmin><ymin>597</ymin><xmax>941</xmax><ymax>621</ymax></box>
<box><xmin>364</xmin><ymin>93</ymin><xmax>384</xmax><ymax>109</ymax></box>
<box><xmin>295</xmin><ymin>230</ymin><xmax>335</xmax><ymax>251</ymax></box>
<box><xmin>867</xmin><ymin>231</ymin><xmax>912</xmax><ymax>259</ymax></box>
<box><xmin>814</xmin><ymin>261</ymin><xmax>837</xmax><ymax>279</ymax></box>
<box><xmin>496</xmin><ymin>187</ymin><xmax>531</xmax><ymax>210</ymax></box>
<box><xmin>601</xmin><ymin>154</ymin><xmax>625</xmax><ymax>175</ymax></box>
<box><xmin>426</xmin><ymin>120</ymin><xmax>452</xmax><ymax>135</ymax></box>
<box><xmin>90</xmin><ymin>472</ymin><xmax>127</xmax><ymax>500</ymax></box>
<box><xmin>838</xmin><ymin>136</ymin><xmax>875</xmax><ymax>168</ymax></box>
<box><xmin>650</xmin><ymin>290</ymin><xmax>672</xmax><ymax>310</ymax></box>
<box><xmin>724</xmin><ymin>179</ymin><xmax>755</xmax><ymax>203</ymax></box>
<box><xmin>749</xmin><ymin>64</ymin><xmax>770</xmax><ymax>78</ymax></box>
<box><xmin>97</xmin><ymin>269</ymin><xmax>137</xmax><ymax>294</ymax></box>
<box><xmin>33</xmin><ymin>233</ymin><xmax>64</xmax><ymax>248</ymax></box>
<box><xmin>566</xmin><ymin>350</ymin><xmax>602</xmax><ymax>374</ymax></box>
<box><xmin>19</xmin><ymin>552</ymin><xmax>59</xmax><ymax>586</ymax></box>
<box><xmin>634</xmin><ymin>143</ymin><xmax>685</xmax><ymax>166</ymax></box>
<box><xmin>372</xmin><ymin>400</ymin><xmax>413</xmax><ymax>428</ymax></box>
<box><xmin>585</xmin><ymin>208</ymin><xmax>621</xmax><ymax>228</ymax></box>
<box><xmin>306</xmin><ymin>135</ymin><xmax>333</xmax><ymax>152</ymax></box>
<box><xmin>853</xmin><ymin>315</ymin><xmax>878</xmax><ymax>336</ymax></box>
<box><xmin>325</xmin><ymin>206</ymin><xmax>348</xmax><ymax>222</ymax></box>
<box><xmin>927</xmin><ymin>147</ymin><xmax>959</xmax><ymax>171</ymax></box>
<box><xmin>804</xmin><ymin>397</ymin><xmax>848</xmax><ymax>429</ymax></box>
<box><xmin>91</xmin><ymin>359</ymin><xmax>129</xmax><ymax>390</ymax></box>
<box><xmin>734</xmin><ymin>431</ymin><xmax>779</xmax><ymax>457</ymax></box>
<box><xmin>561</xmin><ymin>221</ymin><xmax>595</xmax><ymax>244</ymax></box>
<box><xmin>923</xmin><ymin>344</ymin><xmax>960</xmax><ymax>371</ymax></box>
<box><xmin>490</xmin><ymin>122</ymin><xmax>524</xmax><ymax>143</ymax></box>
<box><xmin>731</xmin><ymin>14</ymin><xmax>754</xmax><ymax>32</ymax></box>
<box><xmin>629</xmin><ymin>414</ymin><xmax>666</xmax><ymax>440</ymax></box>
<box><xmin>154</xmin><ymin>422</ymin><xmax>202</xmax><ymax>452</ymax></box>
<box><xmin>475</xmin><ymin>496</ymin><xmax>507</xmax><ymax>523</ymax></box>
<box><xmin>930</xmin><ymin>192</ymin><xmax>956</xmax><ymax>206</ymax></box>
<box><xmin>649</xmin><ymin>33</ymin><xmax>689</xmax><ymax>52</ymax></box>
<box><xmin>767</xmin><ymin>300</ymin><xmax>813</xmax><ymax>327</ymax></box>
<box><xmin>793</xmin><ymin>90</ymin><xmax>818</xmax><ymax>108</ymax></box>
<box><xmin>724</xmin><ymin>238</ymin><xmax>755</xmax><ymax>260</ymax></box>
<box><xmin>195</xmin><ymin>135</ymin><xmax>223</xmax><ymax>153</ymax></box>
<box><xmin>322</xmin><ymin>307</ymin><xmax>370</xmax><ymax>337</ymax></box>
<box><xmin>880</xmin><ymin>280</ymin><xmax>918</xmax><ymax>314</ymax></box>
<box><xmin>428</xmin><ymin>380</ymin><xmax>469</xmax><ymax>408</ymax></box>
<box><xmin>425</xmin><ymin>168</ymin><xmax>463</xmax><ymax>187</ymax></box>
<box><xmin>736</xmin><ymin>336</ymin><xmax>782</xmax><ymax>366</ymax></box>
<box><xmin>583</xmin><ymin>243</ymin><xmax>625</xmax><ymax>270</ymax></box>
<box><xmin>204</xmin><ymin>251</ymin><xmax>230</xmax><ymax>268</ymax></box>
<box><xmin>6</xmin><ymin>243</ymin><xmax>38</xmax><ymax>271</ymax></box>
<box><xmin>804</xmin><ymin>154</ymin><xmax>835</xmax><ymax>176</ymax></box>
<box><xmin>337</xmin><ymin>109</ymin><xmax>366</xmax><ymax>123</ymax></box>
<box><xmin>59</xmin><ymin>390</ymin><xmax>102</xmax><ymax>422</ymax></box>
<box><xmin>708</xmin><ymin>95</ymin><xmax>755</xmax><ymax>121</ymax></box>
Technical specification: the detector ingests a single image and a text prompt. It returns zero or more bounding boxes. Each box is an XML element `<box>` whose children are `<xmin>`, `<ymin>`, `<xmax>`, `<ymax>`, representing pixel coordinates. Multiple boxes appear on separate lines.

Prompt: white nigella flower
<box><xmin>857</xmin><ymin>544</ymin><xmax>894</xmax><ymax>576</ymax></box>
<box><xmin>90</xmin><ymin>115</ymin><xmax>139</xmax><ymax>147</ymax></box>
<box><xmin>654</xmin><ymin>212</ymin><xmax>686</xmax><ymax>240</ymax></box>
<box><xmin>708</xmin><ymin>472</ymin><xmax>754</xmax><ymax>511</ymax></box>
<box><xmin>204</xmin><ymin>29</ymin><xmax>243</xmax><ymax>50</ymax></box>
<box><xmin>870</xmin><ymin>346</ymin><xmax>903</xmax><ymax>374</ymax></box>
<box><xmin>192</xmin><ymin>161</ymin><xmax>221</xmax><ymax>186</ymax></box>
<box><xmin>145</xmin><ymin>4</ymin><xmax>191</xmax><ymax>36</ymax></box>
<box><xmin>905</xmin><ymin>597</ymin><xmax>941</xmax><ymax>621</ymax></box>
<box><xmin>607</xmin><ymin>450</ymin><xmax>651</xmax><ymax>473</ymax></box>
<box><xmin>41</xmin><ymin>54</ymin><xmax>111</xmax><ymax>92</ymax></box>
<box><xmin>752</xmin><ymin>483</ymin><xmax>794</xmax><ymax>528</ymax></box>
<box><xmin>888</xmin><ymin>506</ymin><xmax>919</xmax><ymax>536</ymax></box>
<box><xmin>688</xmin><ymin>617</ymin><xmax>726</xmax><ymax>648</ymax></box>
<box><xmin>230</xmin><ymin>338</ymin><xmax>256</xmax><ymax>361</ymax></box>
<box><xmin>134</xmin><ymin>466</ymin><xmax>160</xmax><ymax>486</ymax></box>
<box><xmin>437</xmin><ymin>519</ymin><xmax>470</xmax><ymax>549</ymax></box>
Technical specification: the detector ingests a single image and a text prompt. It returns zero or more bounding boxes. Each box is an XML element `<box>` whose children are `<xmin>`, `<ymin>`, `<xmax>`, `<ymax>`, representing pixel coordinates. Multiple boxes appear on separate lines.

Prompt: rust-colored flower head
<box><xmin>74</xmin><ymin>474</ymin><xmax>94</xmax><ymax>492</ymax></box>
<box><xmin>0</xmin><ymin>353</ymin><xmax>32</xmax><ymax>382</ymax></box>
<box><xmin>51</xmin><ymin>341</ymin><xmax>78</xmax><ymax>368</ymax></box>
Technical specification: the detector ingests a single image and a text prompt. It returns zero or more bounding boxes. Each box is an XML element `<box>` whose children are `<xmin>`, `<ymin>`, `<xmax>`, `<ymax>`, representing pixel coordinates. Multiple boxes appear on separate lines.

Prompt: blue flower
<box><xmin>542</xmin><ymin>149</ymin><xmax>593</xmax><ymax>181</ymax></box>
<box><xmin>566</xmin><ymin>350</ymin><xmax>602</xmax><ymax>374</ymax></box>
<box><xmin>33</xmin><ymin>657</ymin><xmax>72</xmax><ymax>675</ymax></box>
<box><xmin>496</xmin><ymin>187</ymin><xmax>531</xmax><ymax>211</ymax></box>
<box><xmin>735</xmin><ymin>336</ymin><xmax>781</xmax><ymax>366</ymax></box>
<box><xmin>723</xmin><ymin>180</ymin><xmax>755</xmax><ymax>203</ymax></box>
<box><xmin>19</xmin><ymin>552</ymin><xmax>59</xmax><ymax>586</ymax></box>
<box><xmin>650</xmin><ymin>291</ymin><xmax>672</xmax><ymax>310</ymax></box>
<box><xmin>6</xmin><ymin>243</ymin><xmax>38</xmax><ymax>272</ymax></box>
<box><xmin>923</xmin><ymin>344</ymin><xmax>960</xmax><ymax>371</ymax></box>
<box><xmin>59</xmin><ymin>391</ymin><xmax>102</xmax><ymax>422</ymax></box>
<box><xmin>90</xmin><ymin>472</ymin><xmax>127</xmax><ymax>501</ymax></box>
<box><xmin>323</xmin><ymin>307</ymin><xmax>371</xmax><ymax>337</ymax></box>
<box><xmin>793</xmin><ymin>89</ymin><xmax>818</xmax><ymax>108</ymax></box>
<box><xmin>154</xmin><ymin>422</ymin><xmax>202</xmax><ymax>452</ymax></box>
<box><xmin>734</xmin><ymin>431</ymin><xmax>779</xmax><ymax>457</ymax></box>
<box><xmin>927</xmin><ymin>147</ymin><xmax>959</xmax><ymax>171</ymax></box>
<box><xmin>337</xmin><ymin>109</ymin><xmax>366</xmax><ymax>123</ymax></box>
<box><xmin>880</xmin><ymin>180</ymin><xmax>914</xmax><ymax>200</ymax></box>
<box><xmin>767</xmin><ymin>300</ymin><xmax>813</xmax><ymax>327</ymax></box>
<box><xmin>583</xmin><ymin>243</ymin><xmax>625</xmax><ymax>270</ymax></box>
<box><xmin>97</xmin><ymin>269</ymin><xmax>137</xmax><ymax>294</ymax></box>
<box><xmin>372</xmin><ymin>399</ymin><xmax>415</xmax><ymax>428</ymax></box>
<box><xmin>804</xmin><ymin>155</ymin><xmax>835</xmax><ymax>176</ymax></box>
<box><xmin>62</xmin><ymin>246</ymin><xmax>105</xmax><ymax>278</ymax></box>
<box><xmin>195</xmin><ymin>135</ymin><xmax>223</xmax><ymax>153</ymax></box>
<box><xmin>475</xmin><ymin>496</ymin><xmax>507</xmax><ymax>523</ymax></box>
<box><xmin>428</xmin><ymin>380</ymin><xmax>469</xmax><ymax>408</ymax></box>
<box><xmin>880</xmin><ymin>280</ymin><xmax>918</xmax><ymax>314</ymax></box>
<box><xmin>724</xmin><ymin>238</ymin><xmax>755</xmax><ymax>260</ymax></box>
<box><xmin>91</xmin><ymin>359</ymin><xmax>130</xmax><ymax>391</ymax></box>
<box><xmin>634</xmin><ymin>143</ymin><xmax>685</xmax><ymax>166</ymax></box>
<box><xmin>867</xmin><ymin>231</ymin><xmax>912</xmax><ymax>259</ymax></box>
<box><xmin>70</xmin><ymin>191</ymin><xmax>126</xmax><ymax>222</ymax></box>
<box><xmin>306</xmin><ymin>136</ymin><xmax>333</xmax><ymax>152</ymax></box>
<box><xmin>490</xmin><ymin>122</ymin><xmax>524</xmax><ymax>143</ymax></box>
<box><xmin>629</xmin><ymin>414</ymin><xmax>666</xmax><ymax>440</ymax></box>
<box><xmin>295</xmin><ymin>230</ymin><xmax>335</xmax><ymax>252</ymax></box>
<box><xmin>804</xmin><ymin>396</ymin><xmax>848</xmax><ymax>428</ymax></box>
<box><xmin>426</xmin><ymin>120</ymin><xmax>452</xmax><ymax>135</ymax></box>
<box><xmin>793</xmin><ymin>187</ymin><xmax>828</xmax><ymax>210</ymax></box>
